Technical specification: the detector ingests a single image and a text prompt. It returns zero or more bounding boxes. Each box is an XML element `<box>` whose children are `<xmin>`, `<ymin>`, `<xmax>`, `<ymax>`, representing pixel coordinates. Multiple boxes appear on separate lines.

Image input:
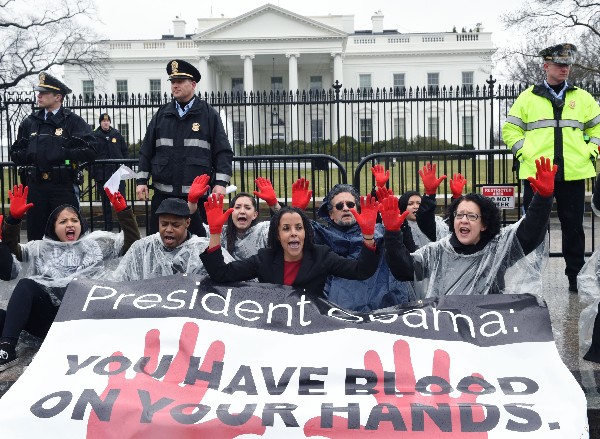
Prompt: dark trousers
<box><xmin>0</xmin><ymin>279</ymin><xmax>58</xmax><ymax>342</ymax></box>
<box><xmin>97</xmin><ymin>180</ymin><xmax>125</xmax><ymax>231</ymax></box>
<box><xmin>149</xmin><ymin>191</ymin><xmax>207</xmax><ymax>237</ymax></box>
<box><xmin>523</xmin><ymin>179</ymin><xmax>585</xmax><ymax>279</ymax></box>
<box><xmin>26</xmin><ymin>181</ymin><xmax>79</xmax><ymax>241</ymax></box>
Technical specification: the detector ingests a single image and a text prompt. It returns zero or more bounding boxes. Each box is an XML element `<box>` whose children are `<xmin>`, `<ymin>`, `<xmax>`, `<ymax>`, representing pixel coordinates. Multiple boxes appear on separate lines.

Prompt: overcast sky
<box><xmin>95</xmin><ymin>0</ymin><xmax>525</xmax><ymax>43</ymax></box>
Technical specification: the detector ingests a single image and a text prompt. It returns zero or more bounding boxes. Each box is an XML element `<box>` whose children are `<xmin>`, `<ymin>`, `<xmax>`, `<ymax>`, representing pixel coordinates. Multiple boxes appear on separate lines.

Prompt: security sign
<box><xmin>482</xmin><ymin>186</ymin><xmax>515</xmax><ymax>209</ymax></box>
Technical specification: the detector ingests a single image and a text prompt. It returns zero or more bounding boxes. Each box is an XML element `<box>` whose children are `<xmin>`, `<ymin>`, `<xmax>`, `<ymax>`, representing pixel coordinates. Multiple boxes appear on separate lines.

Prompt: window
<box><xmin>311</xmin><ymin>119</ymin><xmax>324</xmax><ymax>142</ymax></box>
<box><xmin>149</xmin><ymin>79</ymin><xmax>161</xmax><ymax>100</ymax></box>
<box><xmin>462</xmin><ymin>71</ymin><xmax>474</xmax><ymax>91</ymax></box>
<box><xmin>231</xmin><ymin>78</ymin><xmax>244</xmax><ymax>95</ymax></box>
<box><xmin>427</xmin><ymin>73</ymin><xmax>439</xmax><ymax>93</ymax></box>
<box><xmin>428</xmin><ymin>117</ymin><xmax>439</xmax><ymax>138</ymax></box>
<box><xmin>118</xmin><ymin>123</ymin><xmax>129</xmax><ymax>142</ymax></box>
<box><xmin>359</xmin><ymin>118</ymin><xmax>373</xmax><ymax>143</ymax></box>
<box><xmin>271</xmin><ymin>77</ymin><xmax>283</xmax><ymax>93</ymax></box>
<box><xmin>462</xmin><ymin>116</ymin><xmax>474</xmax><ymax>146</ymax></box>
<box><xmin>309</xmin><ymin>76</ymin><xmax>323</xmax><ymax>93</ymax></box>
<box><xmin>393</xmin><ymin>117</ymin><xmax>406</xmax><ymax>139</ymax></box>
<box><xmin>233</xmin><ymin>121</ymin><xmax>245</xmax><ymax>150</ymax></box>
<box><xmin>82</xmin><ymin>80</ymin><xmax>94</xmax><ymax>103</ymax></box>
<box><xmin>393</xmin><ymin>73</ymin><xmax>405</xmax><ymax>92</ymax></box>
<box><xmin>359</xmin><ymin>74</ymin><xmax>372</xmax><ymax>89</ymax></box>
<box><xmin>116</xmin><ymin>80</ymin><xmax>128</xmax><ymax>101</ymax></box>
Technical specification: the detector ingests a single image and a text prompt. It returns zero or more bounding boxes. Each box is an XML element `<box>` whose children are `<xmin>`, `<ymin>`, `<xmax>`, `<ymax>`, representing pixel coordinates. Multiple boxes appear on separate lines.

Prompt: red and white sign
<box><xmin>482</xmin><ymin>186</ymin><xmax>515</xmax><ymax>209</ymax></box>
<box><xmin>0</xmin><ymin>276</ymin><xmax>589</xmax><ymax>438</ymax></box>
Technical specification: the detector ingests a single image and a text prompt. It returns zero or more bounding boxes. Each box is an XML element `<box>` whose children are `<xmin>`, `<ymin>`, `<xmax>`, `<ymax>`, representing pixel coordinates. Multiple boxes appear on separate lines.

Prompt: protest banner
<box><xmin>0</xmin><ymin>275</ymin><xmax>589</xmax><ymax>438</ymax></box>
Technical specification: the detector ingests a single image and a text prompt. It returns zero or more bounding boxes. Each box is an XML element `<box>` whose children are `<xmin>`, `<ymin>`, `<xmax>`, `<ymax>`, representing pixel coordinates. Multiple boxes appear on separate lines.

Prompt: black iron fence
<box><xmin>0</xmin><ymin>78</ymin><xmax>599</xmax><ymax>254</ymax></box>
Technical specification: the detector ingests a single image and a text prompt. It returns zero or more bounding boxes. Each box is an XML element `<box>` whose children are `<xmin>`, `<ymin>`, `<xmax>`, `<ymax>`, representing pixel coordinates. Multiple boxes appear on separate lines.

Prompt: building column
<box><xmin>331</xmin><ymin>52</ymin><xmax>344</xmax><ymax>144</ymax></box>
<box><xmin>198</xmin><ymin>56</ymin><xmax>211</xmax><ymax>97</ymax></box>
<box><xmin>286</xmin><ymin>53</ymin><xmax>300</xmax><ymax>142</ymax></box>
<box><xmin>241</xmin><ymin>54</ymin><xmax>255</xmax><ymax>93</ymax></box>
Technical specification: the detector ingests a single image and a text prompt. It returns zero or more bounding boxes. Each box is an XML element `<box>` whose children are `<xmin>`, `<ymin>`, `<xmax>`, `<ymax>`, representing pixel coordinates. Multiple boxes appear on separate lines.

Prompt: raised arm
<box><xmin>517</xmin><ymin>156</ymin><xmax>556</xmax><ymax>254</ymax></box>
<box><xmin>379</xmin><ymin>193</ymin><xmax>414</xmax><ymax>281</ymax></box>
<box><xmin>105</xmin><ymin>188</ymin><xmax>141</xmax><ymax>255</ymax></box>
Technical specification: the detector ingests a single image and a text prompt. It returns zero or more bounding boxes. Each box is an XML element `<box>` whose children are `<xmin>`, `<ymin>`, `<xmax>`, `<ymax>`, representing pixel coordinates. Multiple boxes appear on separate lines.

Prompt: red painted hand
<box><xmin>204</xmin><ymin>193</ymin><xmax>234</xmax><ymax>234</ymax></box>
<box><xmin>291</xmin><ymin>178</ymin><xmax>313</xmax><ymax>210</ymax></box>
<box><xmin>104</xmin><ymin>188</ymin><xmax>127</xmax><ymax>212</ymax></box>
<box><xmin>526</xmin><ymin>156</ymin><xmax>557</xmax><ymax>198</ymax></box>
<box><xmin>188</xmin><ymin>174</ymin><xmax>211</xmax><ymax>204</ymax></box>
<box><xmin>371</xmin><ymin>164</ymin><xmax>390</xmax><ymax>188</ymax></box>
<box><xmin>304</xmin><ymin>339</ymin><xmax>488</xmax><ymax>438</ymax></box>
<box><xmin>378</xmin><ymin>194</ymin><xmax>409</xmax><ymax>232</ymax></box>
<box><xmin>87</xmin><ymin>322</ymin><xmax>266</xmax><ymax>439</ymax></box>
<box><xmin>350</xmin><ymin>194</ymin><xmax>379</xmax><ymax>236</ymax></box>
<box><xmin>419</xmin><ymin>163</ymin><xmax>447</xmax><ymax>195</ymax></box>
<box><xmin>8</xmin><ymin>184</ymin><xmax>33</xmax><ymax>220</ymax></box>
<box><xmin>449</xmin><ymin>173</ymin><xmax>467</xmax><ymax>199</ymax></box>
<box><xmin>253</xmin><ymin>177</ymin><xmax>278</xmax><ymax>207</ymax></box>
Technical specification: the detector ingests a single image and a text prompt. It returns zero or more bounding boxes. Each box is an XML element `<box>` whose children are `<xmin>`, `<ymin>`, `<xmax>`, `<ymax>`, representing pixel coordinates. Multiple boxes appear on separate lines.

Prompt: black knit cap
<box><xmin>34</xmin><ymin>72</ymin><xmax>72</xmax><ymax>95</ymax></box>
<box><xmin>99</xmin><ymin>113</ymin><xmax>111</xmax><ymax>124</ymax></box>
<box><xmin>155</xmin><ymin>198</ymin><xmax>191</xmax><ymax>218</ymax></box>
<box><xmin>166</xmin><ymin>59</ymin><xmax>201</xmax><ymax>82</ymax></box>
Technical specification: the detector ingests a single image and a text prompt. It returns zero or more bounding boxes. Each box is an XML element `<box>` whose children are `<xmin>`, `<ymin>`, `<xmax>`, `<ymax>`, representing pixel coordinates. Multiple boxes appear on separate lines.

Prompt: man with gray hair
<box><xmin>307</xmin><ymin>183</ymin><xmax>412</xmax><ymax>311</ymax></box>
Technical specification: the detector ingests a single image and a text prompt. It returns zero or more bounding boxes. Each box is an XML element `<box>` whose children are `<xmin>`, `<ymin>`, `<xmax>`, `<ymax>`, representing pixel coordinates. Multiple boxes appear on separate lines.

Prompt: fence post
<box><xmin>486</xmin><ymin>75</ymin><xmax>497</xmax><ymax>184</ymax></box>
<box><xmin>333</xmin><ymin>80</ymin><xmax>342</xmax><ymax>147</ymax></box>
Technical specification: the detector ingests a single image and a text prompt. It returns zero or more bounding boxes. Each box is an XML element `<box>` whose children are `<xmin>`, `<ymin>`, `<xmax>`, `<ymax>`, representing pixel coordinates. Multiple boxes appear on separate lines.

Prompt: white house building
<box><xmin>64</xmin><ymin>3</ymin><xmax>496</xmax><ymax>150</ymax></box>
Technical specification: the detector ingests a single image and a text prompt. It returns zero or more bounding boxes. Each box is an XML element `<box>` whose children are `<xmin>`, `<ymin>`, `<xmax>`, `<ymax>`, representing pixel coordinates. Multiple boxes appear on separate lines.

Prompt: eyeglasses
<box><xmin>334</xmin><ymin>201</ymin><xmax>356</xmax><ymax>211</ymax></box>
<box><xmin>454</xmin><ymin>212</ymin><xmax>480</xmax><ymax>221</ymax></box>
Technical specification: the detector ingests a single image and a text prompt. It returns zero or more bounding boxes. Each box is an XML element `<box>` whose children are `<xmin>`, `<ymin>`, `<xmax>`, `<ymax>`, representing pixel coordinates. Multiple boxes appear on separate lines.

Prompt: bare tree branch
<box><xmin>0</xmin><ymin>0</ymin><xmax>107</xmax><ymax>90</ymax></box>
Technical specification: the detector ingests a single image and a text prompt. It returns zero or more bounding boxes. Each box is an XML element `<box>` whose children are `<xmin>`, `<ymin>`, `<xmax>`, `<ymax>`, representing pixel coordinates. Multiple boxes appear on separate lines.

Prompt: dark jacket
<box><xmin>200</xmin><ymin>243</ymin><xmax>380</xmax><ymax>299</ymax></box>
<box><xmin>311</xmin><ymin>216</ymin><xmax>410</xmax><ymax>311</ymax></box>
<box><xmin>137</xmin><ymin>98</ymin><xmax>233</xmax><ymax>195</ymax></box>
<box><xmin>92</xmin><ymin>126</ymin><xmax>128</xmax><ymax>180</ymax></box>
<box><xmin>11</xmin><ymin>108</ymin><xmax>96</xmax><ymax>173</ymax></box>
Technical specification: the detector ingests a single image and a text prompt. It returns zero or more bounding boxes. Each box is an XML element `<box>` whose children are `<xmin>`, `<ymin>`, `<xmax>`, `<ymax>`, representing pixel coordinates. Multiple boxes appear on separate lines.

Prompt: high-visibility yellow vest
<box><xmin>502</xmin><ymin>84</ymin><xmax>600</xmax><ymax>181</ymax></box>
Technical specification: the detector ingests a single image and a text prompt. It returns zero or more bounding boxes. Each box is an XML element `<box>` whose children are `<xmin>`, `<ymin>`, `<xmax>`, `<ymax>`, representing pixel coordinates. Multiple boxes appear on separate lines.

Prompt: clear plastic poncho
<box><xmin>577</xmin><ymin>247</ymin><xmax>600</xmax><ymax>356</ymax></box>
<box><xmin>407</xmin><ymin>215</ymin><xmax>450</xmax><ymax>249</ymax></box>
<box><xmin>220</xmin><ymin>221</ymin><xmax>269</xmax><ymax>260</ymax></box>
<box><xmin>18</xmin><ymin>230</ymin><xmax>124</xmax><ymax>305</ymax></box>
<box><xmin>412</xmin><ymin>219</ymin><xmax>548</xmax><ymax>299</ymax></box>
<box><xmin>108</xmin><ymin>233</ymin><xmax>234</xmax><ymax>281</ymax></box>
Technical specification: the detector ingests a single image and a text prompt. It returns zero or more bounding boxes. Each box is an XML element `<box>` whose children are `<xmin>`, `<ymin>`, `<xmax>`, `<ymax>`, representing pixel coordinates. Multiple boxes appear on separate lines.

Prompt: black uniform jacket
<box><xmin>92</xmin><ymin>126</ymin><xmax>129</xmax><ymax>180</ymax></box>
<box><xmin>137</xmin><ymin>98</ymin><xmax>233</xmax><ymax>194</ymax></box>
<box><xmin>201</xmin><ymin>243</ymin><xmax>381</xmax><ymax>298</ymax></box>
<box><xmin>11</xmin><ymin>108</ymin><xmax>96</xmax><ymax>171</ymax></box>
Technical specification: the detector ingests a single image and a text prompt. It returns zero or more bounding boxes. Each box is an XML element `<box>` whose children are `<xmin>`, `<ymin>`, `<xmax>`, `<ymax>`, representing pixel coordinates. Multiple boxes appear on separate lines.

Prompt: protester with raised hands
<box><xmin>381</xmin><ymin>156</ymin><xmax>555</xmax><ymax>299</ymax></box>
<box><xmin>0</xmin><ymin>184</ymin><xmax>140</xmax><ymax>372</ymax></box>
<box><xmin>200</xmin><ymin>193</ymin><xmax>381</xmax><ymax>299</ymax></box>
<box><xmin>312</xmin><ymin>178</ymin><xmax>412</xmax><ymax>311</ymax></box>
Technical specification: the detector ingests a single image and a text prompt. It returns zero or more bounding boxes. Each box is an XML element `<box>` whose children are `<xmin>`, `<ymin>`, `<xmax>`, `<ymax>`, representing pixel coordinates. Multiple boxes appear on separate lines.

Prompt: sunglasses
<box><xmin>334</xmin><ymin>201</ymin><xmax>356</xmax><ymax>211</ymax></box>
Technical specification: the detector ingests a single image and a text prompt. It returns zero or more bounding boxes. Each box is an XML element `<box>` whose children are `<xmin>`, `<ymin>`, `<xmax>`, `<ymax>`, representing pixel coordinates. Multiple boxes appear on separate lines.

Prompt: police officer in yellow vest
<box><xmin>502</xmin><ymin>43</ymin><xmax>600</xmax><ymax>293</ymax></box>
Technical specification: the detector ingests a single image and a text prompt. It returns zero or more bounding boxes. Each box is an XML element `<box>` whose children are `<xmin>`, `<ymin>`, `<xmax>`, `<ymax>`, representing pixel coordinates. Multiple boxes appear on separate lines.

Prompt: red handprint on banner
<box><xmin>87</xmin><ymin>322</ymin><xmax>266</xmax><ymax>439</ymax></box>
<box><xmin>304</xmin><ymin>339</ymin><xmax>489</xmax><ymax>438</ymax></box>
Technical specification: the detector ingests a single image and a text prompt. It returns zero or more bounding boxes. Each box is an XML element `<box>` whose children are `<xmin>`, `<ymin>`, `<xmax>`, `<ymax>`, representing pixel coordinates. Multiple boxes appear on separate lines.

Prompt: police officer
<box><xmin>503</xmin><ymin>43</ymin><xmax>600</xmax><ymax>293</ymax></box>
<box><xmin>93</xmin><ymin>113</ymin><xmax>128</xmax><ymax>230</ymax></box>
<box><xmin>136</xmin><ymin>59</ymin><xmax>233</xmax><ymax>236</ymax></box>
<box><xmin>11</xmin><ymin>73</ymin><xmax>96</xmax><ymax>240</ymax></box>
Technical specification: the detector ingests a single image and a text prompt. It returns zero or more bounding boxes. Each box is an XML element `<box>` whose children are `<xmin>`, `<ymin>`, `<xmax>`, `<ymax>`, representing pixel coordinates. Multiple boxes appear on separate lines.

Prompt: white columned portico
<box><xmin>241</xmin><ymin>54</ymin><xmax>255</xmax><ymax>93</ymax></box>
<box><xmin>286</xmin><ymin>53</ymin><xmax>300</xmax><ymax>141</ymax></box>
<box><xmin>331</xmin><ymin>52</ymin><xmax>344</xmax><ymax>143</ymax></box>
<box><xmin>198</xmin><ymin>56</ymin><xmax>212</xmax><ymax>96</ymax></box>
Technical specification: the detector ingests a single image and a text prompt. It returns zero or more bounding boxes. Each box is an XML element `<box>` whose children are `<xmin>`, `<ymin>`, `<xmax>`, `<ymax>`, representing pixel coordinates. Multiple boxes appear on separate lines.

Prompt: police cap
<box><xmin>539</xmin><ymin>43</ymin><xmax>577</xmax><ymax>65</ymax></box>
<box><xmin>166</xmin><ymin>59</ymin><xmax>201</xmax><ymax>82</ymax></box>
<box><xmin>34</xmin><ymin>72</ymin><xmax>72</xmax><ymax>95</ymax></box>
<box><xmin>155</xmin><ymin>198</ymin><xmax>191</xmax><ymax>218</ymax></box>
<box><xmin>99</xmin><ymin>113</ymin><xmax>111</xmax><ymax>124</ymax></box>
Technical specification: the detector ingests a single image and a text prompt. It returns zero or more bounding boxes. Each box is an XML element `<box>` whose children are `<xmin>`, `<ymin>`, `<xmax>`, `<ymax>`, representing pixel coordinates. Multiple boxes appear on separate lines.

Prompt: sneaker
<box><xmin>0</xmin><ymin>343</ymin><xmax>17</xmax><ymax>372</ymax></box>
